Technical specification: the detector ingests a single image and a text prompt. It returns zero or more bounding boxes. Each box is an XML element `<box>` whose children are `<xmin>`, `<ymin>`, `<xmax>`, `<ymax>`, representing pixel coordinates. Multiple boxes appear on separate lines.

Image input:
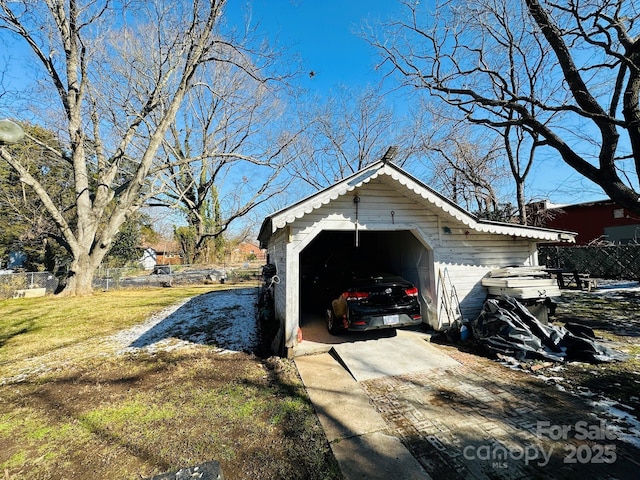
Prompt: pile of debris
<box><xmin>439</xmin><ymin>266</ymin><xmax>627</xmax><ymax>365</ymax></box>
<box><xmin>481</xmin><ymin>266</ymin><xmax>560</xmax><ymax>324</ymax></box>
<box><xmin>470</xmin><ymin>295</ymin><xmax>627</xmax><ymax>363</ymax></box>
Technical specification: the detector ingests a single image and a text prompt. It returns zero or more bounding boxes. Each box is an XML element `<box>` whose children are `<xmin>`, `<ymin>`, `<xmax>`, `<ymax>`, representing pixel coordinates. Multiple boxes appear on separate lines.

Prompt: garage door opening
<box><xmin>298</xmin><ymin>230</ymin><xmax>434</xmax><ymax>338</ymax></box>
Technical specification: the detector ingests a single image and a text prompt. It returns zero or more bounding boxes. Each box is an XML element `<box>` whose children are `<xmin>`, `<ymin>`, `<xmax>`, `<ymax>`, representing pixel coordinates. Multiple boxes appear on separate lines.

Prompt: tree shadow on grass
<box><xmin>0</xmin><ymin>324</ymin><xmax>31</xmax><ymax>348</ymax></box>
<box><xmin>125</xmin><ymin>287</ymin><xmax>260</xmax><ymax>354</ymax></box>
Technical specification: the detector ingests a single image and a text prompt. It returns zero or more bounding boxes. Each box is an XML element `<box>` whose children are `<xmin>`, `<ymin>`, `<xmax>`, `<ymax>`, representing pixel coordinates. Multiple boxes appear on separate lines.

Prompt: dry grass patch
<box><xmin>0</xmin><ymin>285</ymin><xmax>237</xmax><ymax>373</ymax></box>
<box><xmin>0</xmin><ymin>288</ymin><xmax>341</xmax><ymax>480</ymax></box>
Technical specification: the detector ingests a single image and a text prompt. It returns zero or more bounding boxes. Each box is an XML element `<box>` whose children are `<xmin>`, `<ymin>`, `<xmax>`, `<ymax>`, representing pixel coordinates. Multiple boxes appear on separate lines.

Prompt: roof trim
<box><xmin>258</xmin><ymin>161</ymin><xmax>576</xmax><ymax>246</ymax></box>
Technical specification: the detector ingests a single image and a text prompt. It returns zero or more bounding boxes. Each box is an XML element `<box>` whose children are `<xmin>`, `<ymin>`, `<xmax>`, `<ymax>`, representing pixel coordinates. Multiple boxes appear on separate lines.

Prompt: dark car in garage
<box><xmin>324</xmin><ymin>271</ymin><xmax>422</xmax><ymax>334</ymax></box>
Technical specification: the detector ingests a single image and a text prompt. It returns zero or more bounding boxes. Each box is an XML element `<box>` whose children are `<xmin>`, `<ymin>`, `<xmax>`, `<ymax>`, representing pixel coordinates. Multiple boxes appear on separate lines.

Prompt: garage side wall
<box><xmin>264</xmin><ymin>228</ymin><xmax>288</xmax><ymax>352</ymax></box>
<box><xmin>433</xmin><ymin>231</ymin><xmax>538</xmax><ymax>326</ymax></box>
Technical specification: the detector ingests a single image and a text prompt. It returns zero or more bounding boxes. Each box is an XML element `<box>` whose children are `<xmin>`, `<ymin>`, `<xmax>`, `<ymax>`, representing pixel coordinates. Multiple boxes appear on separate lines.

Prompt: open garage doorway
<box><xmin>298</xmin><ymin>229</ymin><xmax>434</xmax><ymax>346</ymax></box>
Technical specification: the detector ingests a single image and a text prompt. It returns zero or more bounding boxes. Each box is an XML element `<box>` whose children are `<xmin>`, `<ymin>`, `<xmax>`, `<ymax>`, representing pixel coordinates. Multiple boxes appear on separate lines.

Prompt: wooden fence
<box><xmin>539</xmin><ymin>245</ymin><xmax>640</xmax><ymax>280</ymax></box>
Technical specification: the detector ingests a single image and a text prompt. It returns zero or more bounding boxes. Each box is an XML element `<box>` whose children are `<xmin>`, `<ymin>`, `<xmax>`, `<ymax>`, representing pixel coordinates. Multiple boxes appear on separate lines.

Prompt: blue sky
<box><xmin>227</xmin><ymin>0</ymin><xmax>608</xmax><ymax>207</ymax></box>
<box><xmin>229</xmin><ymin>0</ymin><xmax>401</xmax><ymax>95</ymax></box>
<box><xmin>0</xmin><ymin>0</ymin><xmax>609</xmax><ymax>207</ymax></box>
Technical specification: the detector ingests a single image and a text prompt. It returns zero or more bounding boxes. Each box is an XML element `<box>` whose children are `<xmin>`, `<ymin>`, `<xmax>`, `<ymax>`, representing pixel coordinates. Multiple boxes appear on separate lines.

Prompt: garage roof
<box><xmin>258</xmin><ymin>160</ymin><xmax>576</xmax><ymax>246</ymax></box>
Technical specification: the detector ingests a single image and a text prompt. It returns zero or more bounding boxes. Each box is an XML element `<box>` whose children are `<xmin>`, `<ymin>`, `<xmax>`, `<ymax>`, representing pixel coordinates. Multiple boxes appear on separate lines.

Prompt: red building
<box><xmin>542</xmin><ymin>199</ymin><xmax>640</xmax><ymax>245</ymax></box>
<box><xmin>142</xmin><ymin>240</ymin><xmax>184</xmax><ymax>265</ymax></box>
<box><xmin>229</xmin><ymin>242</ymin><xmax>266</xmax><ymax>263</ymax></box>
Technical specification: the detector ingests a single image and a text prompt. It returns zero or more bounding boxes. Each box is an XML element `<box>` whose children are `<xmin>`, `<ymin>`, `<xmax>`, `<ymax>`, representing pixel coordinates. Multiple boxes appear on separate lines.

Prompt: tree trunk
<box><xmin>516</xmin><ymin>178</ymin><xmax>526</xmax><ymax>225</ymax></box>
<box><xmin>59</xmin><ymin>237</ymin><xmax>112</xmax><ymax>296</ymax></box>
<box><xmin>61</xmin><ymin>257</ymin><xmax>96</xmax><ymax>296</ymax></box>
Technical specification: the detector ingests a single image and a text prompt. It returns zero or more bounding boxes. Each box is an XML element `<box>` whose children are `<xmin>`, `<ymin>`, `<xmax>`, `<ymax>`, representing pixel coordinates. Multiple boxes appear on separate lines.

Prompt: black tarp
<box><xmin>470</xmin><ymin>296</ymin><xmax>627</xmax><ymax>363</ymax></box>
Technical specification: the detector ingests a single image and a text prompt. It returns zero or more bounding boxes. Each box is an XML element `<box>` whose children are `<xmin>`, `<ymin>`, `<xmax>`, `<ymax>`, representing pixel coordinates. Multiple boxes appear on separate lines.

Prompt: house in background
<box><xmin>230</xmin><ymin>242</ymin><xmax>266</xmax><ymax>263</ymax></box>
<box><xmin>139</xmin><ymin>247</ymin><xmax>157</xmax><ymax>270</ymax></box>
<box><xmin>538</xmin><ymin>199</ymin><xmax>640</xmax><ymax>245</ymax></box>
<box><xmin>140</xmin><ymin>240</ymin><xmax>184</xmax><ymax>268</ymax></box>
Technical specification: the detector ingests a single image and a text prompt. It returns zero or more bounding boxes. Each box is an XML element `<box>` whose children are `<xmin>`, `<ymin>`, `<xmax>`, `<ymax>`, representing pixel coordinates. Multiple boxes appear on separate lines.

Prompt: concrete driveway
<box><xmin>295</xmin><ymin>322</ymin><xmax>640</xmax><ymax>480</ymax></box>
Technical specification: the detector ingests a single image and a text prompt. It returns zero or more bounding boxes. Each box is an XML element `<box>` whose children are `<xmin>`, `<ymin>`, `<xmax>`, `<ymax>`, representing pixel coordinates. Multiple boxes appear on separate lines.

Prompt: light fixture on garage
<box><xmin>354</xmin><ymin>195</ymin><xmax>361</xmax><ymax>247</ymax></box>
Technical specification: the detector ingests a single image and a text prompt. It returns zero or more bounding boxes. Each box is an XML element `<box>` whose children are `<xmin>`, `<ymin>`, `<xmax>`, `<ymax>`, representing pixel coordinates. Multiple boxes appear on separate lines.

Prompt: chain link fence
<box><xmin>0</xmin><ymin>263</ymin><xmax>263</xmax><ymax>299</ymax></box>
<box><xmin>93</xmin><ymin>264</ymin><xmax>263</xmax><ymax>291</ymax></box>
<box><xmin>0</xmin><ymin>271</ymin><xmax>60</xmax><ymax>299</ymax></box>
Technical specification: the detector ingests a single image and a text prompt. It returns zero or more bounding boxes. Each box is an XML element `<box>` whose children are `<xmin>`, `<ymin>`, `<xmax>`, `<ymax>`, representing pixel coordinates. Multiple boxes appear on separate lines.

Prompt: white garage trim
<box><xmin>259</xmin><ymin>161</ymin><xmax>575</xmax><ymax>245</ymax></box>
<box><xmin>259</xmin><ymin>159</ymin><xmax>576</xmax><ymax>356</ymax></box>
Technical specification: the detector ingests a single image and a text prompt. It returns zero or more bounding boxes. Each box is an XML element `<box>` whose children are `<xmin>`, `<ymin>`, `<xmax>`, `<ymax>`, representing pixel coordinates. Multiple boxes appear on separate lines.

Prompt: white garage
<box><xmin>258</xmin><ymin>159</ymin><xmax>574</xmax><ymax>357</ymax></box>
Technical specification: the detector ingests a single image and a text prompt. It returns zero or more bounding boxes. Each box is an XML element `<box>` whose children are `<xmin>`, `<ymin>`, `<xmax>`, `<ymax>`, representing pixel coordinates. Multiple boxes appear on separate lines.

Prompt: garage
<box><xmin>258</xmin><ymin>159</ymin><xmax>575</xmax><ymax>357</ymax></box>
<box><xmin>298</xmin><ymin>229</ymin><xmax>433</xmax><ymax>327</ymax></box>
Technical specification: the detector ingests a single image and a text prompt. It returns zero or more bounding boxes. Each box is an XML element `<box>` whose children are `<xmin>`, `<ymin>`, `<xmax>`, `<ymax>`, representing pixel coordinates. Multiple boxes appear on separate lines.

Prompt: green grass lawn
<box><xmin>0</xmin><ymin>286</ymin><xmax>215</xmax><ymax>366</ymax></box>
<box><xmin>0</xmin><ymin>286</ymin><xmax>342</xmax><ymax>480</ymax></box>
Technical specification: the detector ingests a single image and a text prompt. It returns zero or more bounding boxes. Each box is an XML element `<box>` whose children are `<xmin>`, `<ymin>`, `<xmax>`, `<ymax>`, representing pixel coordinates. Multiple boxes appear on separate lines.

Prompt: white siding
<box><xmin>290</xmin><ymin>179</ymin><xmax>442</xmax><ymax>247</ymax></box>
<box><xmin>265</xmin><ymin>176</ymin><xmax>549</xmax><ymax>350</ymax></box>
<box><xmin>434</xmin><ymin>233</ymin><xmax>538</xmax><ymax>323</ymax></box>
<box><xmin>266</xmin><ymin>228</ymin><xmax>288</xmax><ymax>335</ymax></box>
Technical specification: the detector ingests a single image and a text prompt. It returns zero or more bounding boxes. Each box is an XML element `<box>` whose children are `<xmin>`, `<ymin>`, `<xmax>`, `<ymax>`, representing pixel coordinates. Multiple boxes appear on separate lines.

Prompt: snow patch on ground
<box><xmin>589</xmin><ymin>397</ymin><xmax>640</xmax><ymax>449</ymax></box>
<box><xmin>112</xmin><ymin>287</ymin><xmax>260</xmax><ymax>354</ymax></box>
<box><xmin>591</xmin><ymin>281</ymin><xmax>640</xmax><ymax>293</ymax></box>
<box><xmin>109</xmin><ymin>298</ymin><xmax>191</xmax><ymax>349</ymax></box>
<box><xmin>587</xmin><ymin>281</ymin><xmax>640</xmax><ymax>302</ymax></box>
<box><xmin>1</xmin><ymin>287</ymin><xmax>261</xmax><ymax>386</ymax></box>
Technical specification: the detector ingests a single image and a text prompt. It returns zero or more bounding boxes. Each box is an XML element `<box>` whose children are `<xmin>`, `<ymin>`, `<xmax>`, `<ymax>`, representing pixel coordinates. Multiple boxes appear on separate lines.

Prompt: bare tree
<box><xmin>154</xmin><ymin>52</ymin><xmax>299</xmax><ymax>263</ymax></box>
<box><xmin>407</xmin><ymin>99</ymin><xmax>513</xmax><ymax>217</ymax></box>
<box><xmin>502</xmin><ymin>121</ymin><xmax>537</xmax><ymax>224</ymax></box>
<box><xmin>429</xmin><ymin>134</ymin><xmax>506</xmax><ymax>214</ymax></box>
<box><xmin>371</xmin><ymin>0</ymin><xmax>640</xmax><ymax>215</ymax></box>
<box><xmin>0</xmin><ymin>0</ymin><xmax>288</xmax><ymax>294</ymax></box>
<box><xmin>287</xmin><ymin>85</ymin><xmax>425</xmax><ymax>190</ymax></box>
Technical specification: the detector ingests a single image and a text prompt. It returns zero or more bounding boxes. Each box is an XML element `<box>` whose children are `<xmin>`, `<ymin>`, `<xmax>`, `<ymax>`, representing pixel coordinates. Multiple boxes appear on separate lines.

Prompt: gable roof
<box><xmin>142</xmin><ymin>240</ymin><xmax>181</xmax><ymax>254</ymax></box>
<box><xmin>258</xmin><ymin>160</ymin><xmax>576</xmax><ymax>246</ymax></box>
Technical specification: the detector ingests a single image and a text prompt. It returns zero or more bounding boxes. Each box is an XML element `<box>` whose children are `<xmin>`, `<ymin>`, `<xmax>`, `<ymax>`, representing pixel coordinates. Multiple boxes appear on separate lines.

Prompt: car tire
<box><xmin>325</xmin><ymin>308</ymin><xmax>340</xmax><ymax>335</ymax></box>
